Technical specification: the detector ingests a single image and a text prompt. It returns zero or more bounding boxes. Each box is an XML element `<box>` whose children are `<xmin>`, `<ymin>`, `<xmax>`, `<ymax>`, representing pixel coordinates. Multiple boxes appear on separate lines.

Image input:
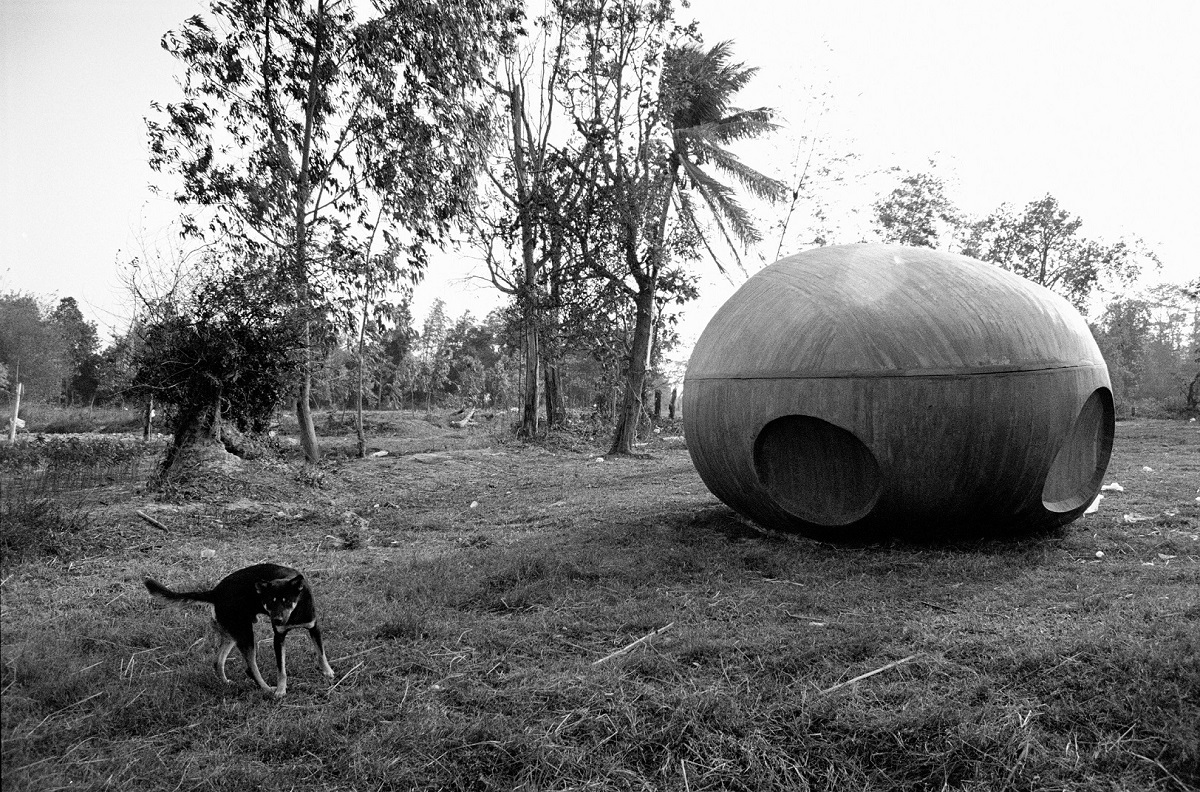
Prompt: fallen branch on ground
<box><xmin>136</xmin><ymin>511</ymin><xmax>169</xmax><ymax>533</ymax></box>
<box><xmin>820</xmin><ymin>654</ymin><xmax>919</xmax><ymax>694</ymax></box>
<box><xmin>592</xmin><ymin>622</ymin><xmax>674</xmax><ymax>666</ymax></box>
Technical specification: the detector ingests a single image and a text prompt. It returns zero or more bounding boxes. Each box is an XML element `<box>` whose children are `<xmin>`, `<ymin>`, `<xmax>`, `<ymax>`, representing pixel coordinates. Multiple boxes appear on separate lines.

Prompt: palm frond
<box><xmin>663</xmin><ymin>40</ymin><xmax>760</xmax><ymax>129</ymax></box>
<box><xmin>676</xmin><ymin>189</ymin><xmax>744</xmax><ymax>277</ymax></box>
<box><xmin>691</xmin><ymin>142</ymin><xmax>787</xmax><ymax>202</ymax></box>
<box><xmin>679</xmin><ymin>157</ymin><xmax>761</xmax><ymax>247</ymax></box>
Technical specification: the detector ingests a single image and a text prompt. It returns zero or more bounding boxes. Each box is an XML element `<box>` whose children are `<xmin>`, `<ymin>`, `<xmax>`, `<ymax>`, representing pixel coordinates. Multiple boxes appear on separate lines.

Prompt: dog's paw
<box><xmin>322</xmin><ymin>667</ymin><xmax>335</xmax><ymax>679</ymax></box>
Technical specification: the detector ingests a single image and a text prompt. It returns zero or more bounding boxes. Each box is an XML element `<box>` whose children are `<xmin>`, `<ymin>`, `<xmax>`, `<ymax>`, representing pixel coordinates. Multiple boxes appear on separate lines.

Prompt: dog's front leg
<box><xmin>308</xmin><ymin>623</ymin><xmax>335</xmax><ymax>679</ymax></box>
<box><xmin>272</xmin><ymin>629</ymin><xmax>288</xmax><ymax>698</ymax></box>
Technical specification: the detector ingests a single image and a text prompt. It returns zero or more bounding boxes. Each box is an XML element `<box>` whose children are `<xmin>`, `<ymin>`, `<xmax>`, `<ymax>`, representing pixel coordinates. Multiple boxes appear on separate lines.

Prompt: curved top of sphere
<box><xmin>687</xmin><ymin>244</ymin><xmax>1105</xmax><ymax>380</ymax></box>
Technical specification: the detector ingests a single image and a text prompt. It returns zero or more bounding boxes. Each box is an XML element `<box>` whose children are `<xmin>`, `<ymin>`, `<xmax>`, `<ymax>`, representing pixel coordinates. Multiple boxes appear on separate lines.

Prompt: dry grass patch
<box><xmin>2</xmin><ymin>415</ymin><xmax>1197</xmax><ymax>790</ymax></box>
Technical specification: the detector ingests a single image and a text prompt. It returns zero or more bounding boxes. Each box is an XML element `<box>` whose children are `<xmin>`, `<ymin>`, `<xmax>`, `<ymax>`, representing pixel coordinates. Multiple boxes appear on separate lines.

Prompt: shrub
<box><xmin>0</xmin><ymin>434</ymin><xmax>153</xmax><ymax>473</ymax></box>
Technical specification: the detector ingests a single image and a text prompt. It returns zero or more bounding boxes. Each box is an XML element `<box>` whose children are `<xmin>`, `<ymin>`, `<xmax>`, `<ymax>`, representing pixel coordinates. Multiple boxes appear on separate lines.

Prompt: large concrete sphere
<box><xmin>683</xmin><ymin>244</ymin><xmax>1114</xmax><ymax>541</ymax></box>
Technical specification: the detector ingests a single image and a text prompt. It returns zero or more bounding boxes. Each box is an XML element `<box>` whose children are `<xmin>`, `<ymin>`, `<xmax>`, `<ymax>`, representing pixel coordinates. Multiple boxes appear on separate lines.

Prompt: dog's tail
<box><xmin>143</xmin><ymin>577</ymin><xmax>215</xmax><ymax>604</ymax></box>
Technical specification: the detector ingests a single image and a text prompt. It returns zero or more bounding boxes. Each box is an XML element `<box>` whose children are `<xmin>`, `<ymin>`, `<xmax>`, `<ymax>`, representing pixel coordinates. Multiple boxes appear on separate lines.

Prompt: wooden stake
<box><xmin>8</xmin><ymin>382</ymin><xmax>22</xmax><ymax>444</ymax></box>
<box><xmin>592</xmin><ymin>622</ymin><xmax>674</xmax><ymax>666</ymax></box>
<box><xmin>820</xmin><ymin>654</ymin><xmax>919</xmax><ymax>694</ymax></box>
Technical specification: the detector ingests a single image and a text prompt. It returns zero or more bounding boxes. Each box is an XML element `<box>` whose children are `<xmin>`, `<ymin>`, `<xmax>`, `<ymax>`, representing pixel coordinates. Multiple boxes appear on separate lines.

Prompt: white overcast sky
<box><xmin>1</xmin><ymin>0</ymin><xmax>1197</xmax><ymax>346</ymax></box>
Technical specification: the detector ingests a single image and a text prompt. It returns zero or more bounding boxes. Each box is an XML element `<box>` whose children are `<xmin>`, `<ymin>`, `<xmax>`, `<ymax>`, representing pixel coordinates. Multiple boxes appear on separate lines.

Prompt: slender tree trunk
<box><xmin>297</xmin><ymin>327</ymin><xmax>319</xmax><ymax>463</ymax></box>
<box><xmin>520</xmin><ymin>310</ymin><xmax>539</xmax><ymax>437</ymax></box>
<box><xmin>355</xmin><ymin>290</ymin><xmax>369</xmax><ymax>458</ymax></box>
<box><xmin>142</xmin><ymin>396</ymin><xmax>153</xmax><ymax>442</ymax></box>
<box><xmin>542</xmin><ymin>284</ymin><xmax>566</xmax><ymax>427</ymax></box>
<box><xmin>510</xmin><ymin>76</ymin><xmax>541</xmax><ymax>440</ymax></box>
<box><xmin>355</xmin><ymin>365</ymin><xmax>366</xmax><ymax>457</ymax></box>
<box><xmin>543</xmin><ymin>359</ymin><xmax>565</xmax><ymax>427</ymax></box>
<box><xmin>609</xmin><ymin>283</ymin><xmax>656</xmax><ymax>455</ymax></box>
<box><xmin>290</xmin><ymin>0</ymin><xmax>325</xmax><ymax>465</ymax></box>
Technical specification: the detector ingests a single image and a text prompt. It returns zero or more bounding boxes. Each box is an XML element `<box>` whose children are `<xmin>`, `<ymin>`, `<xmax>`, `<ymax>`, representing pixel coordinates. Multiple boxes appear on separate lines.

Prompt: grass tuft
<box><xmin>0</xmin><ymin>486</ymin><xmax>94</xmax><ymax>560</ymax></box>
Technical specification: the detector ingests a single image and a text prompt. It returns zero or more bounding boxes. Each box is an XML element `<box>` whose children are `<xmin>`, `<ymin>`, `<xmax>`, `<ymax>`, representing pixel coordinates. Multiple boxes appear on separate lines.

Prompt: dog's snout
<box><xmin>268</xmin><ymin>601</ymin><xmax>297</xmax><ymax>625</ymax></box>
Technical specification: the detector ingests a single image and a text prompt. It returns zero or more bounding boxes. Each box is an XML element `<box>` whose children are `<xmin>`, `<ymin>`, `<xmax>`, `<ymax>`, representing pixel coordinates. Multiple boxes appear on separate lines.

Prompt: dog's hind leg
<box><xmin>231</xmin><ymin>624</ymin><xmax>276</xmax><ymax>696</ymax></box>
<box><xmin>213</xmin><ymin>620</ymin><xmax>236</xmax><ymax>684</ymax></box>
<box><xmin>307</xmin><ymin>623</ymin><xmax>335</xmax><ymax>679</ymax></box>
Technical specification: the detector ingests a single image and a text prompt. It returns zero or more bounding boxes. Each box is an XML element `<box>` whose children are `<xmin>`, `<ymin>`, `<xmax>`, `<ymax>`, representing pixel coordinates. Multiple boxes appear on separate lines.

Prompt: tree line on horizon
<box><xmin>2</xmin><ymin>0</ymin><xmax>1197</xmax><ymax>468</ymax></box>
<box><xmin>0</xmin><ymin>290</ymin><xmax>685</xmax><ymax>426</ymax></box>
<box><xmin>869</xmin><ymin>171</ymin><xmax>1200</xmax><ymax>414</ymax></box>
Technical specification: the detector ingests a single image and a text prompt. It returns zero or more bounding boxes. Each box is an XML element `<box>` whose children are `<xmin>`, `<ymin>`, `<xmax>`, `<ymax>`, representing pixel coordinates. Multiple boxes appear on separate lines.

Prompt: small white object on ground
<box><xmin>1142</xmin><ymin>466</ymin><xmax>1154</xmax><ymax>472</ymax></box>
<box><xmin>1095</xmin><ymin>551</ymin><xmax>1105</xmax><ymax>558</ymax></box>
<box><xmin>1084</xmin><ymin>494</ymin><xmax>1103</xmax><ymax>514</ymax></box>
<box><xmin>1100</xmin><ymin>482</ymin><xmax>1124</xmax><ymax>492</ymax></box>
<box><xmin>200</xmin><ymin>548</ymin><xmax>216</xmax><ymax>558</ymax></box>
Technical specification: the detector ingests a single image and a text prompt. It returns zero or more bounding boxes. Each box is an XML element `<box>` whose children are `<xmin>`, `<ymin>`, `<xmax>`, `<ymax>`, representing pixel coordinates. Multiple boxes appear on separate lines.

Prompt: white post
<box><xmin>8</xmin><ymin>381</ymin><xmax>22</xmax><ymax>444</ymax></box>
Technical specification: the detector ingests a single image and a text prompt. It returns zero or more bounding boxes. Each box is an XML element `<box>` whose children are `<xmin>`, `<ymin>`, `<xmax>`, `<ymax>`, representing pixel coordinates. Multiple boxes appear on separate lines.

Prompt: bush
<box><xmin>0</xmin><ymin>434</ymin><xmax>152</xmax><ymax>473</ymax></box>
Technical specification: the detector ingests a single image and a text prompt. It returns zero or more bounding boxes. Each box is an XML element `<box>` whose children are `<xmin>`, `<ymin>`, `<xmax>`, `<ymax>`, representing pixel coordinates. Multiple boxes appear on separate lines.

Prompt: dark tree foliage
<box><xmin>0</xmin><ymin>293</ymin><xmax>69</xmax><ymax>403</ymax></box>
<box><xmin>962</xmin><ymin>194</ymin><xmax>1154</xmax><ymax>309</ymax></box>
<box><xmin>50</xmin><ymin>298</ymin><xmax>102</xmax><ymax>406</ymax></box>
<box><xmin>131</xmin><ymin>267</ymin><xmax>304</xmax><ymax>475</ymax></box>
<box><xmin>872</xmin><ymin>171</ymin><xmax>961</xmax><ymax>249</ymax></box>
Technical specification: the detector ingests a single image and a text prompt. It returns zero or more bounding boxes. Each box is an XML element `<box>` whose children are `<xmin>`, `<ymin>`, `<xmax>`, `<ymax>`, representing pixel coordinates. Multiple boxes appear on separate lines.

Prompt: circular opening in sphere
<box><xmin>753</xmin><ymin>415</ymin><xmax>882</xmax><ymax>526</ymax></box>
<box><xmin>1042</xmin><ymin>388</ymin><xmax>1115</xmax><ymax>513</ymax></box>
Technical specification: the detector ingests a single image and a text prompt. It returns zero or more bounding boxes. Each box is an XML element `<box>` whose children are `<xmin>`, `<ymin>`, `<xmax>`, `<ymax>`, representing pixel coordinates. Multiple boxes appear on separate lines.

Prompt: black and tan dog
<box><xmin>144</xmin><ymin>563</ymin><xmax>334</xmax><ymax>697</ymax></box>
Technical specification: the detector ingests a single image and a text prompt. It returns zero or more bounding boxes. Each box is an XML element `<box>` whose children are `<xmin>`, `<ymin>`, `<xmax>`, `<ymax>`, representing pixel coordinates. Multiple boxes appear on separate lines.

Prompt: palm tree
<box><xmin>607</xmin><ymin>40</ymin><xmax>785</xmax><ymax>455</ymax></box>
<box><xmin>657</xmin><ymin>41</ymin><xmax>786</xmax><ymax>269</ymax></box>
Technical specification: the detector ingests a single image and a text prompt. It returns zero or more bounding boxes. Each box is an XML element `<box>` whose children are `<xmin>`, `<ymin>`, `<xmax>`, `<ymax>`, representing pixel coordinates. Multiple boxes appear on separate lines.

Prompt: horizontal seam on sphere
<box><xmin>684</xmin><ymin>363</ymin><xmax>1108</xmax><ymax>381</ymax></box>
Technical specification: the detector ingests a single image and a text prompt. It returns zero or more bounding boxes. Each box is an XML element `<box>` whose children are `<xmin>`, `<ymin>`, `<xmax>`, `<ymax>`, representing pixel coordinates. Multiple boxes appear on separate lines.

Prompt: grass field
<box><xmin>2</xmin><ymin>415</ymin><xmax>1198</xmax><ymax>791</ymax></box>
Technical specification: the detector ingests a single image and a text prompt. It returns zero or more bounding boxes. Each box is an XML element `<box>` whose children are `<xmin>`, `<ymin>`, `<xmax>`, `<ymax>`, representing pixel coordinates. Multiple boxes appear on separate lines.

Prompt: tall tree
<box><xmin>147</xmin><ymin>0</ymin><xmax>515</xmax><ymax>463</ymax></box>
<box><xmin>50</xmin><ymin>297</ymin><xmax>101</xmax><ymax>406</ymax></box>
<box><xmin>872</xmin><ymin>170</ymin><xmax>961</xmax><ymax>249</ymax></box>
<box><xmin>568</xmin><ymin>17</ymin><xmax>785</xmax><ymax>455</ymax></box>
<box><xmin>477</xmin><ymin>8</ymin><xmax>589</xmax><ymax>438</ymax></box>
<box><xmin>962</xmin><ymin>194</ymin><xmax>1155</xmax><ymax>309</ymax></box>
<box><xmin>418</xmin><ymin>299</ymin><xmax>451</xmax><ymax>410</ymax></box>
<box><xmin>1092</xmin><ymin>297</ymin><xmax>1151</xmax><ymax>408</ymax></box>
<box><xmin>0</xmin><ymin>293</ymin><xmax>68</xmax><ymax>403</ymax></box>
